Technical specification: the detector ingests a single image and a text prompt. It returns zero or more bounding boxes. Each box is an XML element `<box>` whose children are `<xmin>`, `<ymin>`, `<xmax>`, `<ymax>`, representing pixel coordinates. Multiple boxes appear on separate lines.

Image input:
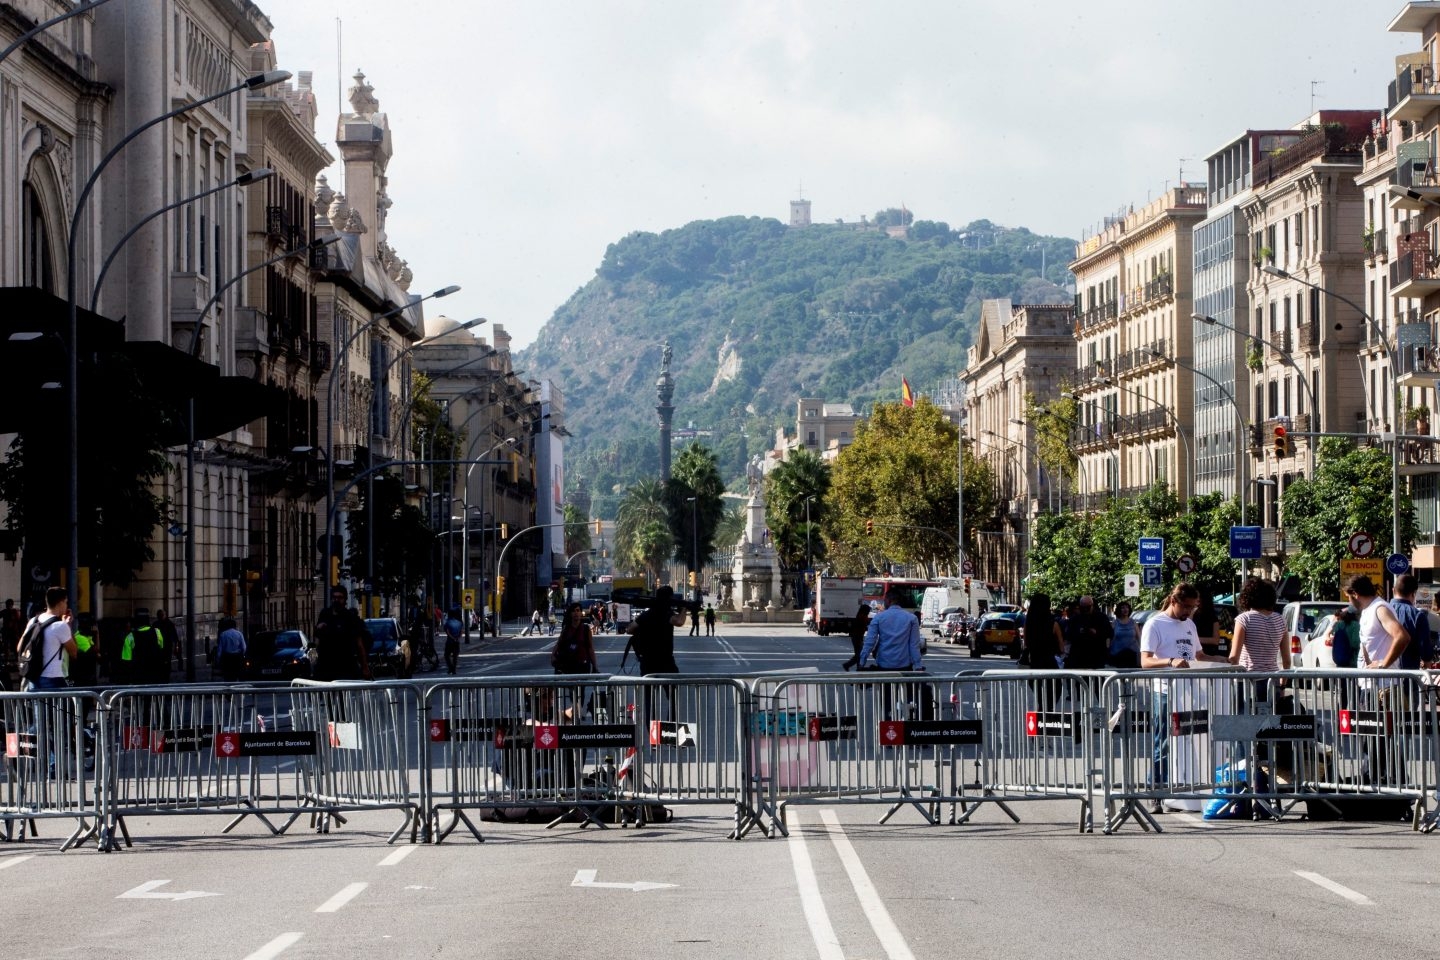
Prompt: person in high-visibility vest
<box><xmin>123</xmin><ymin>608</ymin><xmax>164</xmax><ymax>685</ymax></box>
<box><xmin>71</xmin><ymin>615</ymin><xmax>98</xmax><ymax>687</ymax></box>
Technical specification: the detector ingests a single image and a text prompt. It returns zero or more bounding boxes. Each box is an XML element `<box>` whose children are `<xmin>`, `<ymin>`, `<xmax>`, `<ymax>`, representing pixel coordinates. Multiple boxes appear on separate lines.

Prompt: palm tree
<box><xmin>765</xmin><ymin>451</ymin><xmax>831</xmax><ymax>605</ymax></box>
<box><xmin>615</xmin><ymin>478</ymin><xmax>669</xmax><ymax>582</ymax></box>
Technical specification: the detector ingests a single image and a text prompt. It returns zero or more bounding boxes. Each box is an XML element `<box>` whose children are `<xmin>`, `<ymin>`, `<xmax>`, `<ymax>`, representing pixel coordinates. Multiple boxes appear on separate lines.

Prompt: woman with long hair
<box><xmin>1024</xmin><ymin>593</ymin><xmax>1066</xmax><ymax>708</ymax></box>
<box><xmin>552</xmin><ymin>602</ymin><xmax>597</xmax><ymax>675</ymax></box>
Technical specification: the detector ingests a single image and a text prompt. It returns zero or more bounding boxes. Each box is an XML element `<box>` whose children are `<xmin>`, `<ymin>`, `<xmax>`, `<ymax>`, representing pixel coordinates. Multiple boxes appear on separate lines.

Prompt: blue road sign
<box><xmin>1139</xmin><ymin>537</ymin><xmax>1165</xmax><ymax>566</ymax></box>
<box><xmin>1142</xmin><ymin>566</ymin><xmax>1163</xmax><ymax>588</ymax></box>
<box><xmin>1229</xmin><ymin>526</ymin><xmax>1262</xmax><ymax>560</ymax></box>
<box><xmin>1386</xmin><ymin>553</ymin><xmax>1411</xmax><ymax>576</ymax></box>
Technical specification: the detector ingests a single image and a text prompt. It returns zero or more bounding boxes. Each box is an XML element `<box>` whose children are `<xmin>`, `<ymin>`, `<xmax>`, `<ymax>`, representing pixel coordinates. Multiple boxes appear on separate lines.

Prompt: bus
<box><xmin>860</xmin><ymin>576</ymin><xmax>940</xmax><ymax>611</ymax></box>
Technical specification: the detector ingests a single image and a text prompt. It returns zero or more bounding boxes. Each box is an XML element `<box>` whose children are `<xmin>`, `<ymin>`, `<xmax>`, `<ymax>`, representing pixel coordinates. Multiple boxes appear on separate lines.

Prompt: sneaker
<box><xmin>1148</xmin><ymin>800</ymin><xmax>1164</xmax><ymax>815</ymax></box>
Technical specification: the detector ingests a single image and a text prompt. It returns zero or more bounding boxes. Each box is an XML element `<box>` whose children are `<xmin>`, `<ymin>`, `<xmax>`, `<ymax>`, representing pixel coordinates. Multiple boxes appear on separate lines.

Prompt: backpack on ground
<box><xmin>17</xmin><ymin>615</ymin><xmax>59</xmax><ymax>683</ymax></box>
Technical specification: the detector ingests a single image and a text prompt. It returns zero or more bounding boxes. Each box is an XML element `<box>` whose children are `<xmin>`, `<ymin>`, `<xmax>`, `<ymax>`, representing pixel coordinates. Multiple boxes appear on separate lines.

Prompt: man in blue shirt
<box><xmin>1389</xmin><ymin>573</ymin><xmax>1432</xmax><ymax>669</ymax></box>
<box><xmin>859</xmin><ymin>590</ymin><xmax>924</xmax><ymax>671</ymax></box>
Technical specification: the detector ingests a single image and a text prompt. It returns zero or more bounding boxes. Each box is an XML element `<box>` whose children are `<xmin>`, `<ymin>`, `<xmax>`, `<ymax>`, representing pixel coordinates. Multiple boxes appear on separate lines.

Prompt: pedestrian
<box><xmin>1192</xmin><ymin>592</ymin><xmax>1222</xmax><ymax>655</ymax></box>
<box><xmin>1389</xmin><ymin>573</ymin><xmax>1433</xmax><ymax>669</ymax></box>
<box><xmin>1</xmin><ymin>597</ymin><xmax>22</xmax><ymax>680</ymax></box>
<box><xmin>1346</xmin><ymin>575</ymin><xmax>1411</xmax><ymax>787</ymax></box>
<box><xmin>20</xmin><ymin>586</ymin><xmax>76</xmax><ymax>692</ymax></box>
<box><xmin>123</xmin><ymin>608</ymin><xmax>166</xmax><ymax>685</ymax></box>
<box><xmin>1022</xmin><ymin>593</ymin><xmax>1066</xmax><ymax>708</ymax></box>
<box><xmin>858</xmin><ymin>589</ymin><xmax>923</xmax><ymax>672</ymax></box>
<box><xmin>216</xmin><ymin>616</ymin><xmax>247</xmax><ymax>682</ymax></box>
<box><xmin>1228</xmin><ymin>577</ymin><xmax>1289</xmax><ymax>676</ymax></box>
<box><xmin>313</xmin><ymin>585</ymin><xmax>371</xmax><ymax>681</ymax></box>
<box><xmin>444</xmin><ymin>606</ymin><xmax>463</xmax><ymax>675</ymax></box>
<box><xmin>1140</xmin><ymin>582</ymin><xmax>1228</xmax><ymax>813</ymax></box>
<box><xmin>622</xmin><ymin>586</ymin><xmax>685</xmax><ymax>675</ymax></box>
<box><xmin>704</xmin><ymin>603</ymin><xmax>716</xmax><ymax>637</ymax></box>
<box><xmin>1108</xmin><ymin>601</ymin><xmax>1140</xmax><ymax>668</ymax></box>
<box><xmin>841</xmin><ymin>599</ymin><xmax>871</xmax><ymax>671</ymax></box>
<box><xmin>153</xmin><ymin>607</ymin><xmax>180</xmax><ymax>680</ymax></box>
<box><xmin>689</xmin><ymin>603</ymin><xmax>701</xmax><ymax>637</ymax></box>
<box><xmin>1063</xmin><ymin>595</ymin><xmax>1112</xmax><ymax>670</ymax></box>
<box><xmin>70</xmin><ymin>614</ymin><xmax>99</xmax><ymax>687</ymax></box>
<box><xmin>1330</xmin><ymin>607</ymin><xmax>1360</xmax><ymax>669</ymax></box>
<box><xmin>522</xmin><ymin>609</ymin><xmax>543</xmax><ymax>637</ymax></box>
<box><xmin>552</xmin><ymin>602</ymin><xmax>597</xmax><ymax>675</ymax></box>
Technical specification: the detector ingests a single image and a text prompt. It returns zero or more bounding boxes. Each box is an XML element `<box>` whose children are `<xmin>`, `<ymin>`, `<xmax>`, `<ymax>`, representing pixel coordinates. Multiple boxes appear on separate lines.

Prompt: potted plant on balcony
<box><xmin>1406</xmin><ymin>404</ymin><xmax>1430</xmax><ymax>434</ymax></box>
<box><xmin>1246</xmin><ymin>338</ymin><xmax>1264</xmax><ymax>372</ymax></box>
<box><xmin>1363</xmin><ymin>222</ymin><xmax>1375</xmax><ymax>255</ymax></box>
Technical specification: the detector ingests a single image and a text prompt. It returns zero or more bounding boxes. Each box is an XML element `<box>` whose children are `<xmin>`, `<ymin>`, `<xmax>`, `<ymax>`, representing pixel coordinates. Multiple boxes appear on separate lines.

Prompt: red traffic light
<box><xmin>1273</xmin><ymin>425</ymin><xmax>1286</xmax><ymax>439</ymax></box>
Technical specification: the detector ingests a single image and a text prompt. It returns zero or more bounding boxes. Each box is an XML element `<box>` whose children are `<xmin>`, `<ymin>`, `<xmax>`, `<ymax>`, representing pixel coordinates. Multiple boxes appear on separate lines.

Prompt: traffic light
<box><xmin>1273</xmin><ymin>424</ymin><xmax>1287</xmax><ymax>458</ymax></box>
<box><xmin>329</xmin><ymin>554</ymin><xmax>340</xmax><ymax>587</ymax></box>
<box><xmin>496</xmin><ymin>575</ymin><xmax>506</xmax><ymax>597</ymax></box>
<box><xmin>500</xmin><ymin>522</ymin><xmax>509</xmax><ymax>539</ymax></box>
<box><xmin>593</xmin><ymin>518</ymin><xmax>602</xmax><ymax>536</ymax></box>
<box><xmin>865</xmin><ymin>519</ymin><xmax>874</xmax><ymax>535</ymax></box>
<box><xmin>964</xmin><ymin>577</ymin><xmax>971</xmax><ymax>594</ymax></box>
<box><xmin>687</xmin><ymin>571</ymin><xmax>697</xmax><ymax>587</ymax></box>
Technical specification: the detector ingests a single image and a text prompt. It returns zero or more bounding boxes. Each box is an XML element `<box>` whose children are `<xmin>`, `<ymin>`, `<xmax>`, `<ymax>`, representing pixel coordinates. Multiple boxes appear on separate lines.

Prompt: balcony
<box><xmin>1391</xmin><ymin>245</ymin><xmax>1440</xmax><ymax>297</ymax></box>
<box><xmin>1078</xmin><ymin>300</ymin><xmax>1119</xmax><ymax>330</ymax></box>
<box><xmin>1397</xmin><ymin>342</ymin><xmax>1440</xmax><ymax>388</ymax></box>
<box><xmin>1296</xmin><ymin>322</ymin><xmax>1321</xmax><ymax>352</ymax></box>
<box><xmin>310</xmin><ymin>340</ymin><xmax>332</xmax><ymax>374</ymax></box>
<box><xmin>1267</xmin><ymin>328</ymin><xmax>1292</xmax><ymax>359</ymax></box>
<box><xmin>1365</xmin><ymin>227</ymin><xmax>1388</xmax><ymax>261</ymax></box>
<box><xmin>1388</xmin><ymin>64</ymin><xmax>1440</xmax><ymax>123</ymax></box>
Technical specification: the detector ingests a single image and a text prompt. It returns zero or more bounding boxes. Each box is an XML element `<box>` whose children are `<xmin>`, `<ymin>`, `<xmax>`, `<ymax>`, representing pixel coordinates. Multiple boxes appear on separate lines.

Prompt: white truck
<box><xmin>813</xmin><ymin>576</ymin><xmax>864</xmax><ymax>636</ymax></box>
<box><xmin>921</xmin><ymin>580</ymin><xmax>997</xmax><ymax>634</ymax></box>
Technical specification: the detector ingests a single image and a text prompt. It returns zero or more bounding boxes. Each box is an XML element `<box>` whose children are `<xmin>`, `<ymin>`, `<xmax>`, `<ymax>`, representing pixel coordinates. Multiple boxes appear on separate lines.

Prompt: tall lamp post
<box><xmin>1258</xmin><ymin>265</ymin><xmax>1402</xmax><ymax>556</ymax></box>
<box><xmin>0</xmin><ymin>0</ymin><xmax>114</xmax><ymax>66</ymax></box>
<box><xmin>323</xmin><ymin>284</ymin><xmax>460</xmax><ymax>590</ymax></box>
<box><xmin>686</xmin><ymin>496</ymin><xmax>698</xmax><ymax>600</ymax></box>
<box><xmin>802</xmin><ymin>495</ymin><xmax>814</xmax><ymax>607</ymax></box>
<box><xmin>180</xmin><ymin>234</ymin><xmax>340</xmax><ymax>680</ymax></box>
<box><xmin>65</xmin><ymin>68</ymin><xmax>291</xmax><ymax>618</ymax></box>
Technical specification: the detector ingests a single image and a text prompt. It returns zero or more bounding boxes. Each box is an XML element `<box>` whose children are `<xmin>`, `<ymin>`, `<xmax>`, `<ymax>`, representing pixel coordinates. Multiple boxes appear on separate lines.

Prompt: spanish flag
<box><xmin>901</xmin><ymin>377</ymin><xmax>914</xmax><ymax>408</ymax></box>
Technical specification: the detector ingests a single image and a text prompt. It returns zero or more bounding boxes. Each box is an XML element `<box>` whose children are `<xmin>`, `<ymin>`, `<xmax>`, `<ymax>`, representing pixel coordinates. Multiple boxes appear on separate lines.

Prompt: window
<box><xmin>807</xmin><ymin>431</ymin><xmax>816</xmax><ymax>445</ymax></box>
<box><xmin>21</xmin><ymin>182</ymin><xmax>53</xmax><ymax>292</ymax></box>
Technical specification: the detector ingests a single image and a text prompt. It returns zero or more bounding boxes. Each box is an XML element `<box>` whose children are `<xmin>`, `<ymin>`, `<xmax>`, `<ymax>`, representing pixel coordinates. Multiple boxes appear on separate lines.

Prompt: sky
<box><xmin>264</xmin><ymin>1</ymin><xmax>1417</xmax><ymax>351</ymax></box>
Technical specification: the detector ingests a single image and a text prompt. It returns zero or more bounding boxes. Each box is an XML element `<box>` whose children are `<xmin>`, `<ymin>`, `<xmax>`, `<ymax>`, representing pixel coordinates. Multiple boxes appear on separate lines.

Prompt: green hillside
<box><xmin>517</xmin><ymin>212</ymin><xmax>1075</xmax><ymax>516</ymax></box>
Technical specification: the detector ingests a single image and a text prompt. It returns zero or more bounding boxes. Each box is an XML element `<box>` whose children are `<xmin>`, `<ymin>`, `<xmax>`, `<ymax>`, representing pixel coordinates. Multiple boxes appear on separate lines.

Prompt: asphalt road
<box><xmin>5</xmin><ymin>623</ymin><xmax>1437</xmax><ymax>960</ymax></box>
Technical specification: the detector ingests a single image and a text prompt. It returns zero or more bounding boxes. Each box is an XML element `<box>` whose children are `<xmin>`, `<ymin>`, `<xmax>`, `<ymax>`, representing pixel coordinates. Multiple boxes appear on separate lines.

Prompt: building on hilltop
<box><xmin>795</xmin><ymin>397</ymin><xmax>859</xmax><ymax>461</ymax></box>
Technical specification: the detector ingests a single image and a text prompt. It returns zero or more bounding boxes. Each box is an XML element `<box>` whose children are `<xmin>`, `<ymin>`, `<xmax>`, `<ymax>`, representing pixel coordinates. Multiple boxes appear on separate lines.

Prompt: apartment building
<box><xmin>1069</xmin><ymin>186</ymin><xmax>1208</xmax><ymax>508</ymax></box>
<box><xmin>960</xmin><ymin>298</ymin><xmax>1075</xmax><ymax>596</ymax></box>
<box><xmin>1375</xmin><ymin>3</ymin><xmax>1440</xmax><ymax>570</ymax></box>
<box><xmin>795</xmin><ymin>397</ymin><xmax>859</xmax><ymax>460</ymax></box>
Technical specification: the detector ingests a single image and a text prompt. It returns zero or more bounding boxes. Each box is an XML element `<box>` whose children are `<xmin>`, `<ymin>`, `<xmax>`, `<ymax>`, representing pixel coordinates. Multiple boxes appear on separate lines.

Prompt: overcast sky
<box><xmin>265</xmin><ymin>2</ymin><xmax>1415</xmax><ymax>350</ymax></box>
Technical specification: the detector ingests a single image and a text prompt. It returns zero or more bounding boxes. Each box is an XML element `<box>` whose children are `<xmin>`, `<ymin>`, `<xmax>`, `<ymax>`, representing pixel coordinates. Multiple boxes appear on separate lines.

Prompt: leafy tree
<box><xmin>1025</xmin><ymin>389</ymin><xmax>1079</xmax><ymax>485</ymax></box>
<box><xmin>826</xmin><ymin>398</ymin><xmax>997</xmax><ymax>576</ymax></box>
<box><xmin>615</xmin><ymin>478</ymin><xmax>671</xmax><ymax>583</ymax></box>
<box><xmin>345</xmin><ymin>473</ymin><xmax>434</xmax><ymax>600</ymax></box>
<box><xmin>665</xmin><ymin>443</ymin><xmax>725</xmax><ymax>575</ymax></box>
<box><xmin>409</xmin><ymin>372</ymin><xmax>464</xmax><ymax>495</ymax></box>
<box><xmin>714</xmin><ymin>500</ymin><xmax>745</xmax><ymax>552</ymax></box>
<box><xmin>563</xmin><ymin>502</ymin><xmax>592</xmax><ymax>557</ymax></box>
<box><xmin>1282</xmin><ymin>438</ymin><xmax>1417</xmax><ymax>597</ymax></box>
<box><xmin>764</xmin><ymin>450</ymin><xmax>831</xmax><ymax>585</ymax></box>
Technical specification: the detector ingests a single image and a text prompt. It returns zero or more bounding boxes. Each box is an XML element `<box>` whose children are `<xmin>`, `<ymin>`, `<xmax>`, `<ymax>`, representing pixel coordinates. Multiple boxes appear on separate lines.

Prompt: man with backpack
<box><xmin>18</xmin><ymin>586</ymin><xmax>77</xmax><ymax>692</ymax></box>
<box><xmin>1390</xmin><ymin>574</ymin><xmax>1434</xmax><ymax>669</ymax></box>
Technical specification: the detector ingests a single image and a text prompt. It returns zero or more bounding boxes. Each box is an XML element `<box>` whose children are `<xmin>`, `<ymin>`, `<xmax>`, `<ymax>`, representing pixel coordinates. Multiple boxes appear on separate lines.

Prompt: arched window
<box><xmin>22</xmin><ymin>182</ymin><xmax>55</xmax><ymax>292</ymax></box>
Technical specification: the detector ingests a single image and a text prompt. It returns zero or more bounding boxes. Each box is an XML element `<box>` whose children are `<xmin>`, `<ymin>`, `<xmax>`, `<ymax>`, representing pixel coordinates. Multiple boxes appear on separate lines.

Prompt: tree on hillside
<box><xmin>665</xmin><ymin>443</ymin><xmax>726</xmax><ymax>579</ymax></box>
<box><xmin>826</xmin><ymin>399</ymin><xmax>997</xmax><ymax>576</ymax></box>
<box><xmin>1282</xmin><ymin>438</ymin><xmax>1417</xmax><ymax>597</ymax></box>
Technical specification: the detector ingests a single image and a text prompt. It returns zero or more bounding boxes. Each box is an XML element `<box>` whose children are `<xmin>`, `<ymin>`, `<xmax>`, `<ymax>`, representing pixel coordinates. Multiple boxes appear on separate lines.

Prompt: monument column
<box><xmin>656</xmin><ymin>340</ymin><xmax>675</xmax><ymax>481</ymax></box>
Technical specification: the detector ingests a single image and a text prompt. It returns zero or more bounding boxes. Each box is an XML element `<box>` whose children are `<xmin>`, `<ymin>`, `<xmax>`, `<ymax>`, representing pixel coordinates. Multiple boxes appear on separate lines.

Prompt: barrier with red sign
<box><xmin>1099</xmin><ymin>670</ymin><xmax>1437</xmax><ymax>834</ymax></box>
<box><xmin>423</xmin><ymin>677</ymin><xmax>753</xmax><ymax>842</ymax></box>
<box><xmin>0</xmin><ymin>689</ymin><xmax>102</xmax><ymax>848</ymax></box>
<box><xmin>99</xmin><ymin>683</ymin><xmax>422</xmax><ymax>850</ymax></box>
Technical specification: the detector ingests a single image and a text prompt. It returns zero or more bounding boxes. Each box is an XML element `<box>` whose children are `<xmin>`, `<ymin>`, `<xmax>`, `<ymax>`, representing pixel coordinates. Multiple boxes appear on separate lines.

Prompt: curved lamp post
<box><xmin>0</xmin><ymin>0</ymin><xmax>114</xmax><ymax>66</ymax></box>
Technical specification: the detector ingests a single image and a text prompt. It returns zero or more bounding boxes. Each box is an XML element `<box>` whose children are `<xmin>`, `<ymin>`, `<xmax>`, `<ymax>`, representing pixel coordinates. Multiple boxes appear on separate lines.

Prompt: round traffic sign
<box><xmin>1386</xmin><ymin>552</ymin><xmax>1411</xmax><ymax>576</ymax></box>
<box><xmin>961</xmin><ymin>559</ymin><xmax>975</xmax><ymax>575</ymax></box>
<box><xmin>1348</xmin><ymin>531</ymin><xmax>1375</xmax><ymax>557</ymax></box>
<box><xmin>1176</xmin><ymin>554</ymin><xmax>1196</xmax><ymax>574</ymax></box>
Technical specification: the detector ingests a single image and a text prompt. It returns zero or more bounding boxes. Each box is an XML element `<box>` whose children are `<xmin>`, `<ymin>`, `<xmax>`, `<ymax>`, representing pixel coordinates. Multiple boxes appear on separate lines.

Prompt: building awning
<box><xmin>0</xmin><ymin>287</ymin><xmax>272</xmax><ymax>441</ymax></box>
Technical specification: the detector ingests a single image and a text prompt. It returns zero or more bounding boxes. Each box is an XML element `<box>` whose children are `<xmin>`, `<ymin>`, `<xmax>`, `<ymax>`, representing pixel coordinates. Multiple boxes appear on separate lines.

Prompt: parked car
<box><xmin>364</xmin><ymin>617</ymin><xmax>407</xmax><ymax>677</ymax></box>
<box><xmin>244</xmin><ymin>629</ymin><xmax>312</xmax><ymax>681</ymax></box>
<box><xmin>970</xmin><ymin>612</ymin><xmax>1023</xmax><ymax>659</ymax></box>
<box><xmin>1282</xmin><ymin>601</ymin><xmax>1349</xmax><ymax>663</ymax></box>
<box><xmin>1301</xmin><ymin>608</ymin><xmax>1440</xmax><ymax>669</ymax></box>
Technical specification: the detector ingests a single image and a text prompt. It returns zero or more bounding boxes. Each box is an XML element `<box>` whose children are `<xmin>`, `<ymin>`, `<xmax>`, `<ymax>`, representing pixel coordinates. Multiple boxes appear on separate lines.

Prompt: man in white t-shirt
<box><xmin>21</xmin><ymin>586</ymin><xmax>78</xmax><ymax>693</ymax></box>
<box><xmin>1140</xmin><ymin>582</ymin><xmax>1228</xmax><ymax>810</ymax></box>
<box><xmin>1346</xmin><ymin>575</ymin><xmax>1410</xmax><ymax>786</ymax></box>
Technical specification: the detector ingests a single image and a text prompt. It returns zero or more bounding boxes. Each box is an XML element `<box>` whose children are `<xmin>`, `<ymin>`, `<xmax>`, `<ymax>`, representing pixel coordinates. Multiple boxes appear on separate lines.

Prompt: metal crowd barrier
<box><xmin>0</xmin><ymin>689</ymin><xmax>102</xmax><ymax>848</ymax></box>
<box><xmin>751</xmin><ymin>671</ymin><xmax>1108</xmax><ymax>835</ymax></box>
<box><xmin>424</xmin><ymin>676</ymin><xmax>755</xmax><ymax>842</ymax></box>
<box><xmin>99</xmin><ymin>682</ymin><xmax>421</xmax><ymax>850</ymax></box>
<box><xmin>1100</xmin><ymin>668</ymin><xmax>1437</xmax><ymax>834</ymax></box>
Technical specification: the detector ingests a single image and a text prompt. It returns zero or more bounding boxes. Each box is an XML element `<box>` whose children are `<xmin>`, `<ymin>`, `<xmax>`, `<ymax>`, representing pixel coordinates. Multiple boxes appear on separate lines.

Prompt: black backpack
<box><xmin>17</xmin><ymin>615</ymin><xmax>60</xmax><ymax>683</ymax></box>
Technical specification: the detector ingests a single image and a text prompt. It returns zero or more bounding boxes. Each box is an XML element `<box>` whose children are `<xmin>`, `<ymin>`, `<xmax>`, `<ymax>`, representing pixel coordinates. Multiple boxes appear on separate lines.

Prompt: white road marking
<box><xmin>378</xmin><ymin>846</ymin><xmax>415</xmax><ymax>867</ymax></box>
<box><xmin>819</xmin><ymin>809</ymin><xmax>917</xmax><ymax>960</ymax></box>
<box><xmin>314</xmin><ymin>882</ymin><xmax>368</xmax><ymax>913</ymax></box>
<box><xmin>117</xmin><ymin>879</ymin><xmax>219</xmax><ymax>901</ymax></box>
<box><xmin>571</xmin><ymin>869</ymin><xmax>675</xmax><ymax>892</ymax></box>
<box><xmin>1294</xmin><ymin>870</ymin><xmax>1374</xmax><ymax>906</ymax></box>
<box><xmin>241</xmin><ymin>932</ymin><xmax>303</xmax><ymax>960</ymax></box>
<box><xmin>784</xmin><ymin>811</ymin><xmax>844</xmax><ymax>960</ymax></box>
<box><xmin>0</xmin><ymin>855</ymin><xmax>34</xmax><ymax>871</ymax></box>
<box><xmin>1169</xmin><ymin>812</ymin><xmax>1217</xmax><ymax>829</ymax></box>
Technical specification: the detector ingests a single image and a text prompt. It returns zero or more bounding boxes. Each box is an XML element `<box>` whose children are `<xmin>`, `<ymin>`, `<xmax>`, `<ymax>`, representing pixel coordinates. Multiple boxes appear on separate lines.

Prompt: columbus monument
<box><xmin>656</xmin><ymin>341</ymin><xmax>675</xmax><ymax>481</ymax></box>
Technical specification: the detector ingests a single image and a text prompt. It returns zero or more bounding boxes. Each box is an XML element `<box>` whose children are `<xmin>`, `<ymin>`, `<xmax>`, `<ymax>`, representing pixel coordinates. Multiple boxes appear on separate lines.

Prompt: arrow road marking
<box><xmin>571</xmin><ymin>869</ymin><xmax>675</xmax><ymax>892</ymax></box>
<box><xmin>117</xmin><ymin>880</ymin><xmax>220</xmax><ymax>901</ymax></box>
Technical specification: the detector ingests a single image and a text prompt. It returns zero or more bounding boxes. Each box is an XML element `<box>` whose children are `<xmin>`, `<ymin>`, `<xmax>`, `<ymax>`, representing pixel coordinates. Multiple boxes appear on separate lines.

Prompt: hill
<box><xmin>516</xmin><ymin>212</ymin><xmax>1075</xmax><ymax>516</ymax></box>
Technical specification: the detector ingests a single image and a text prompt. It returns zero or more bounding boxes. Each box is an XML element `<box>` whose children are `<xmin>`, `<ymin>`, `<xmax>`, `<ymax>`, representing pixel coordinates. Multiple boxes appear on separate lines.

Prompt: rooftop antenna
<box><xmin>336</xmin><ymin>18</ymin><xmax>342</xmax><ymax>117</ymax></box>
<box><xmin>1178</xmin><ymin>158</ymin><xmax>1190</xmax><ymax>186</ymax></box>
<box><xmin>1311</xmin><ymin>80</ymin><xmax>1323</xmax><ymax>116</ymax></box>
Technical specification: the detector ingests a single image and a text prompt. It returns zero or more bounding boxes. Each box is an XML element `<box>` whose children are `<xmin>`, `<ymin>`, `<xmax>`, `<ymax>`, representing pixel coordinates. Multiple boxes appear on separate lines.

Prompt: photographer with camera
<box><xmin>621</xmin><ymin>585</ymin><xmax>686</xmax><ymax>676</ymax></box>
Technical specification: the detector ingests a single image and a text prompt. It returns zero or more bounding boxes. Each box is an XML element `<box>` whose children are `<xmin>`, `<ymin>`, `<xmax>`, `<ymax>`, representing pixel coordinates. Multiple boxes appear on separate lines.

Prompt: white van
<box><xmin>921</xmin><ymin>581</ymin><xmax>995</xmax><ymax>633</ymax></box>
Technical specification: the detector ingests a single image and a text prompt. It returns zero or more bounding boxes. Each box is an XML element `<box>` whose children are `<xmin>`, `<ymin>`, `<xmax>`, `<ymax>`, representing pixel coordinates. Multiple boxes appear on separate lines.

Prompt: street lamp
<box><xmin>91</xmin><ymin>169</ymin><xmax>275</xmax><ymax>311</ymax></box>
<box><xmin>180</xmin><ymin>234</ymin><xmax>341</xmax><ymax>679</ymax></box>
<box><xmin>1060</xmin><ymin>391</ymin><xmax>1156</xmax><ymax>496</ymax></box>
<box><xmin>1258</xmin><ymin>265</ymin><xmax>1403</xmax><ymax>557</ymax></box>
<box><xmin>1191</xmin><ymin>312</ymin><xmax>1319</xmax><ymax>421</ymax></box>
<box><xmin>65</xmin><ymin>68</ymin><xmax>292</xmax><ymax>621</ymax></box>
<box><xmin>1098</xmin><ymin>377</ymin><xmax>1194</xmax><ymax>507</ymax></box>
<box><xmin>323</xmin><ymin>283</ymin><xmax>460</xmax><ymax>590</ymax></box>
<box><xmin>686</xmin><ymin>496</ymin><xmax>698</xmax><ymax>601</ymax></box>
<box><xmin>1008</xmin><ymin>416</ymin><xmax>1059</xmax><ymax>513</ymax></box>
<box><xmin>0</xmin><ymin>0</ymin><xmax>114</xmax><ymax>66</ymax></box>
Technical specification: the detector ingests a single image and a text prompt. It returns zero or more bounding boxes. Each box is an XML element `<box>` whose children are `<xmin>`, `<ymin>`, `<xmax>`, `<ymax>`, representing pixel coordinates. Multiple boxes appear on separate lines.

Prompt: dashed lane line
<box><xmin>0</xmin><ymin>855</ymin><xmax>35</xmax><ymax>871</ymax></box>
<box><xmin>378</xmin><ymin>846</ymin><xmax>415</xmax><ymax>867</ymax></box>
<box><xmin>1294</xmin><ymin>870</ymin><xmax>1374</xmax><ymax>906</ymax></box>
<box><xmin>241</xmin><ymin>932</ymin><xmax>303</xmax><ymax>960</ymax></box>
<box><xmin>314</xmin><ymin>882</ymin><xmax>368</xmax><ymax>913</ymax></box>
